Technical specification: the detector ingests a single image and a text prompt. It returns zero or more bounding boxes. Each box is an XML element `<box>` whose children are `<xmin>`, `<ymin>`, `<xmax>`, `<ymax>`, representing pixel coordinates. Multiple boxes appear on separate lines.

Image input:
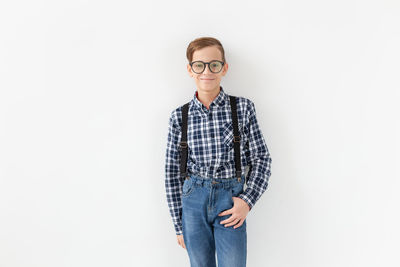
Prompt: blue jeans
<box><xmin>182</xmin><ymin>173</ymin><xmax>247</xmax><ymax>267</ymax></box>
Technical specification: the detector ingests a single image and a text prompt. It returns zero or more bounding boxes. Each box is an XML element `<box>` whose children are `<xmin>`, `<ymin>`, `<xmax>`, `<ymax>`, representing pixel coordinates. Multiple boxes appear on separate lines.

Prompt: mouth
<box><xmin>201</xmin><ymin>78</ymin><xmax>214</xmax><ymax>81</ymax></box>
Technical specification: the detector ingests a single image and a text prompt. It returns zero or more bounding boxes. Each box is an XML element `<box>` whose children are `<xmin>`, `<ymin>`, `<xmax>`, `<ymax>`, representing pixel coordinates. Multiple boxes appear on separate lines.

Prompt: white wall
<box><xmin>0</xmin><ymin>0</ymin><xmax>399</xmax><ymax>266</ymax></box>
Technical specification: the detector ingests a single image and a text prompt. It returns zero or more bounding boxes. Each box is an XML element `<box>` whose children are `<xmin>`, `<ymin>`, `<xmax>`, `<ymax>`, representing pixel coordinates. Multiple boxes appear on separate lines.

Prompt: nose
<box><xmin>203</xmin><ymin>64</ymin><xmax>213</xmax><ymax>74</ymax></box>
<box><xmin>203</xmin><ymin>63</ymin><xmax>212</xmax><ymax>74</ymax></box>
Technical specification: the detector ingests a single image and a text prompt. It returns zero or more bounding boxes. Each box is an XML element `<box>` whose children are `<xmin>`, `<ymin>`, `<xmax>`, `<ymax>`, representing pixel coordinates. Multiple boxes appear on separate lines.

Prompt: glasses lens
<box><xmin>192</xmin><ymin>62</ymin><xmax>205</xmax><ymax>73</ymax></box>
<box><xmin>210</xmin><ymin>61</ymin><xmax>223</xmax><ymax>73</ymax></box>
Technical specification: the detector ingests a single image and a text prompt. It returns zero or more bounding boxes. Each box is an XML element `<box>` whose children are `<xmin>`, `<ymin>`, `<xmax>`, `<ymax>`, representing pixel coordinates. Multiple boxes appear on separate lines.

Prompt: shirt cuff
<box><xmin>174</xmin><ymin>224</ymin><xmax>183</xmax><ymax>235</ymax></box>
<box><xmin>238</xmin><ymin>188</ymin><xmax>259</xmax><ymax>211</ymax></box>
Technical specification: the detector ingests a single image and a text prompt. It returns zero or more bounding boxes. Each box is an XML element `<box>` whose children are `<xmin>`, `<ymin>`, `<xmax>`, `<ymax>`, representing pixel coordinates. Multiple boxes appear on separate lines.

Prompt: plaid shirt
<box><xmin>165</xmin><ymin>86</ymin><xmax>272</xmax><ymax>235</ymax></box>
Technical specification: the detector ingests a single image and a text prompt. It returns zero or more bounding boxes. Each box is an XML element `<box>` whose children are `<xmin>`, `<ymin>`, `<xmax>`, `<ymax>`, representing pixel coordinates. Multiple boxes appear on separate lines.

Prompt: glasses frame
<box><xmin>189</xmin><ymin>60</ymin><xmax>225</xmax><ymax>74</ymax></box>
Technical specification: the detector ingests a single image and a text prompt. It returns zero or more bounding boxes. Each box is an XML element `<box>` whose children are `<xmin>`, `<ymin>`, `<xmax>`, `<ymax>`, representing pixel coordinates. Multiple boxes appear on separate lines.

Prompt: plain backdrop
<box><xmin>0</xmin><ymin>1</ymin><xmax>399</xmax><ymax>266</ymax></box>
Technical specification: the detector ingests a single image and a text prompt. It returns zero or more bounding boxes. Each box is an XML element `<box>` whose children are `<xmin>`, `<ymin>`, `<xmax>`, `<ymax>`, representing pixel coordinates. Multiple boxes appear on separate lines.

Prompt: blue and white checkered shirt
<box><xmin>165</xmin><ymin>86</ymin><xmax>272</xmax><ymax>235</ymax></box>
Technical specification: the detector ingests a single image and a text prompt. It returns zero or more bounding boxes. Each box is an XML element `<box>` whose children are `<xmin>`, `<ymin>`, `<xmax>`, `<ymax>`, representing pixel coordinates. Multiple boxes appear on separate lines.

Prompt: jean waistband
<box><xmin>187</xmin><ymin>173</ymin><xmax>245</xmax><ymax>188</ymax></box>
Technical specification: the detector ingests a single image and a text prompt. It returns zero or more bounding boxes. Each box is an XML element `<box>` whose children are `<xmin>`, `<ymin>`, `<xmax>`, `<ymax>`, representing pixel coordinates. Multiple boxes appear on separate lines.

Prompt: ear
<box><xmin>187</xmin><ymin>63</ymin><xmax>193</xmax><ymax>77</ymax></box>
<box><xmin>222</xmin><ymin>62</ymin><xmax>229</xmax><ymax>76</ymax></box>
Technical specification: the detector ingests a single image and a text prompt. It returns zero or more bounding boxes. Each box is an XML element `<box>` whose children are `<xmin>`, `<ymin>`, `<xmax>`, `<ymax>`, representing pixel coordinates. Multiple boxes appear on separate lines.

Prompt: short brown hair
<box><xmin>186</xmin><ymin>37</ymin><xmax>226</xmax><ymax>63</ymax></box>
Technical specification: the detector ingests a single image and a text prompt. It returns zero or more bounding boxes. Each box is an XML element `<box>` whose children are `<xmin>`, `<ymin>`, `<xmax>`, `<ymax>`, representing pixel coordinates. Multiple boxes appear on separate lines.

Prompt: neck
<box><xmin>196</xmin><ymin>86</ymin><xmax>221</xmax><ymax>110</ymax></box>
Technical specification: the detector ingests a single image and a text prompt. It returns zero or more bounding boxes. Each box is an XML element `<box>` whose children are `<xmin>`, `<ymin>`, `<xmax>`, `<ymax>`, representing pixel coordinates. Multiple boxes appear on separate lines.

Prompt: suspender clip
<box><xmin>233</xmin><ymin>135</ymin><xmax>241</xmax><ymax>143</ymax></box>
<box><xmin>179</xmin><ymin>141</ymin><xmax>188</xmax><ymax>148</ymax></box>
<box><xmin>236</xmin><ymin>170</ymin><xmax>242</xmax><ymax>179</ymax></box>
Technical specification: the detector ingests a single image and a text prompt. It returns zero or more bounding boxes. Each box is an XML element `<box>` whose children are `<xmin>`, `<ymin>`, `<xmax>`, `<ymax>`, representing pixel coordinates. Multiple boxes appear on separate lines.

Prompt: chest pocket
<box><xmin>221</xmin><ymin>122</ymin><xmax>247</xmax><ymax>151</ymax></box>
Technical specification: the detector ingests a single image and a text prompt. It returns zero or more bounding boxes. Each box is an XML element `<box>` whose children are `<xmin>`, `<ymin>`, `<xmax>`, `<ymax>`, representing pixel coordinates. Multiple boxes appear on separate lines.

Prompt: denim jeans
<box><xmin>182</xmin><ymin>173</ymin><xmax>247</xmax><ymax>267</ymax></box>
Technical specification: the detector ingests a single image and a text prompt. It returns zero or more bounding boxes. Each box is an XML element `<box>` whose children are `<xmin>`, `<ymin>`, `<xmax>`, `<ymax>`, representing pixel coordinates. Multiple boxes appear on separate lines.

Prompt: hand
<box><xmin>176</xmin><ymin>234</ymin><xmax>186</xmax><ymax>249</ymax></box>
<box><xmin>218</xmin><ymin>197</ymin><xmax>250</xmax><ymax>229</ymax></box>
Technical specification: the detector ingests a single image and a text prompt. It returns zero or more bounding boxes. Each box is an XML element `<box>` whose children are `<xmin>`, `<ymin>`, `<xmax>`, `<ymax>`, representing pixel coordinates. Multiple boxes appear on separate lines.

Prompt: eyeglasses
<box><xmin>189</xmin><ymin>60</ymin><xmax>225</xmax><ymax>74</ymax></box>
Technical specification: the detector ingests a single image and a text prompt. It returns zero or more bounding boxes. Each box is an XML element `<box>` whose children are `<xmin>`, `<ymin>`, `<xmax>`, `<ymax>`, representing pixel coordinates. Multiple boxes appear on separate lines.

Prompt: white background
<box><xmin>1</xmin><ymin>1</ymin><xmax>399</xmax><ymax>266</ymax></box>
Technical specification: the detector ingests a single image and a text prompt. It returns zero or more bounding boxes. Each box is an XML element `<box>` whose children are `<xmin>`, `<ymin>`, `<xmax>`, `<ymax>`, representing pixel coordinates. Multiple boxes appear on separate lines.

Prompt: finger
<box><xmin>224</xmin><ymin>218</ymin><xmax>240</xmax><ymax>227</ymax></box>
<box><xmin>221</xmin><ymin>215</ymin><xmax>238</xmax><ymax>225</ymax></box>
<box><xmin>220</xmin><ymin>214</ymin><xmax>237</xmax><ymax>225</ymax></box>
<box><xmin>233</xmin><ymin>218</ymin><xmax>244</xmax><ymax>229</ymax></box>
<box><xmin>178</xmin><ymin>237</ymin><xmax>186</xmax><ymax>249</ymax></box>
<box><xmin>218</xmin><ymin>208</ymin><xmax>234</xmax><ymax>217</ymax></box>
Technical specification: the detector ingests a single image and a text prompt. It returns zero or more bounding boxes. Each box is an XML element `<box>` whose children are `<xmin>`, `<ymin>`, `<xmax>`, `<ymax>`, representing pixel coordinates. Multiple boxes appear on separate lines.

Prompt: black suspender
<box><xmin>179</xmin><ymin>95</ymin><xmax>242</xmax><ymax>182</ymax></box>
<box><xmin>229</xmin><ymin>95</ymin><xmax>242</xmax><ymax>180</ymax></box>
<box><xmin>179</xmin><ymin>102</ymin><xmax>190</xmax><ymax>180</ymax></box>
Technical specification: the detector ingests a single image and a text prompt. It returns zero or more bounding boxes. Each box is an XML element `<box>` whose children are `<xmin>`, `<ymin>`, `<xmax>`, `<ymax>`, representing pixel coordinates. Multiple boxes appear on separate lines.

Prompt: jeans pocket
<box><xmin>231</xmin><ymin>181</ymin><xmax>244</xmax><ymax>198</ymax></box>
<box><xmin>182</xmin><ymin>179</ymin><xmax>195</xmax><ymax>197</ymax></box>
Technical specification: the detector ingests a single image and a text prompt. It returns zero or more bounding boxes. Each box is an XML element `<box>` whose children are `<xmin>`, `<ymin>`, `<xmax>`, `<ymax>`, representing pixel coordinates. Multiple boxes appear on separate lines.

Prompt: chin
<box><xmin>200</xmin><ymin>81</ymin><xmax>216</xmax><ymax>86</ymax></box>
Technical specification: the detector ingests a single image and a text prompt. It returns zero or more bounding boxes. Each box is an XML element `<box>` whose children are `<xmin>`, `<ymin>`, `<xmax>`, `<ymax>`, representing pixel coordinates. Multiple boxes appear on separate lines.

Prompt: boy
<box><xmin>165</xmin><ymin>37</ymin><xmax>272</xmax><ymax>267</ymax></box>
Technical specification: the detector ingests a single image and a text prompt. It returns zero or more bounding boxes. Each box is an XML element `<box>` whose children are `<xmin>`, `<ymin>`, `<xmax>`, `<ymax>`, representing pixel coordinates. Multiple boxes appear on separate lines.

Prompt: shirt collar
<box><xmin>192</xmin><ymin>86</ymin><xmax>227</xmax><ymax>111</ymax></box>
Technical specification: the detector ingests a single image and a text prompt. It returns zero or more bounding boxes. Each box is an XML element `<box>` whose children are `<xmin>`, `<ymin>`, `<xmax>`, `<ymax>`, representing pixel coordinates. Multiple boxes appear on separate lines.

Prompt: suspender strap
<box><xmin>229</xmin><ymin>95</ymin><xmax>242</xmax><ymax>180</ymax></box>
<box><xmin>179</xmin><ymin>102</ymin><xmax>190</xmax><ymax>180</ymax></box>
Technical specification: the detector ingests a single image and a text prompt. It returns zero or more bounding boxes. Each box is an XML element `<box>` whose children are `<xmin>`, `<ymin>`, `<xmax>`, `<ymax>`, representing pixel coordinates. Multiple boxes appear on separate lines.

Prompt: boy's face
<box><xmin>187</xmin><ymin>45</ymin><xmax>228</xmax><ymax>94</ymax></box>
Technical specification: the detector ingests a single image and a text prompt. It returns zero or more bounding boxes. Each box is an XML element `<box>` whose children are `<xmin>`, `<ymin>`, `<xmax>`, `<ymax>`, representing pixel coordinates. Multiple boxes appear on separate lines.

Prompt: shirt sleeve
<box><xmin>238</xmin><ymin>100</ymin><xmax>272</xmax><ymax>211</ymax></box>
<box><xmin>164</xmin><ymin>110</ymin><xmax>184</xmax><ymax>235</ymax></box>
